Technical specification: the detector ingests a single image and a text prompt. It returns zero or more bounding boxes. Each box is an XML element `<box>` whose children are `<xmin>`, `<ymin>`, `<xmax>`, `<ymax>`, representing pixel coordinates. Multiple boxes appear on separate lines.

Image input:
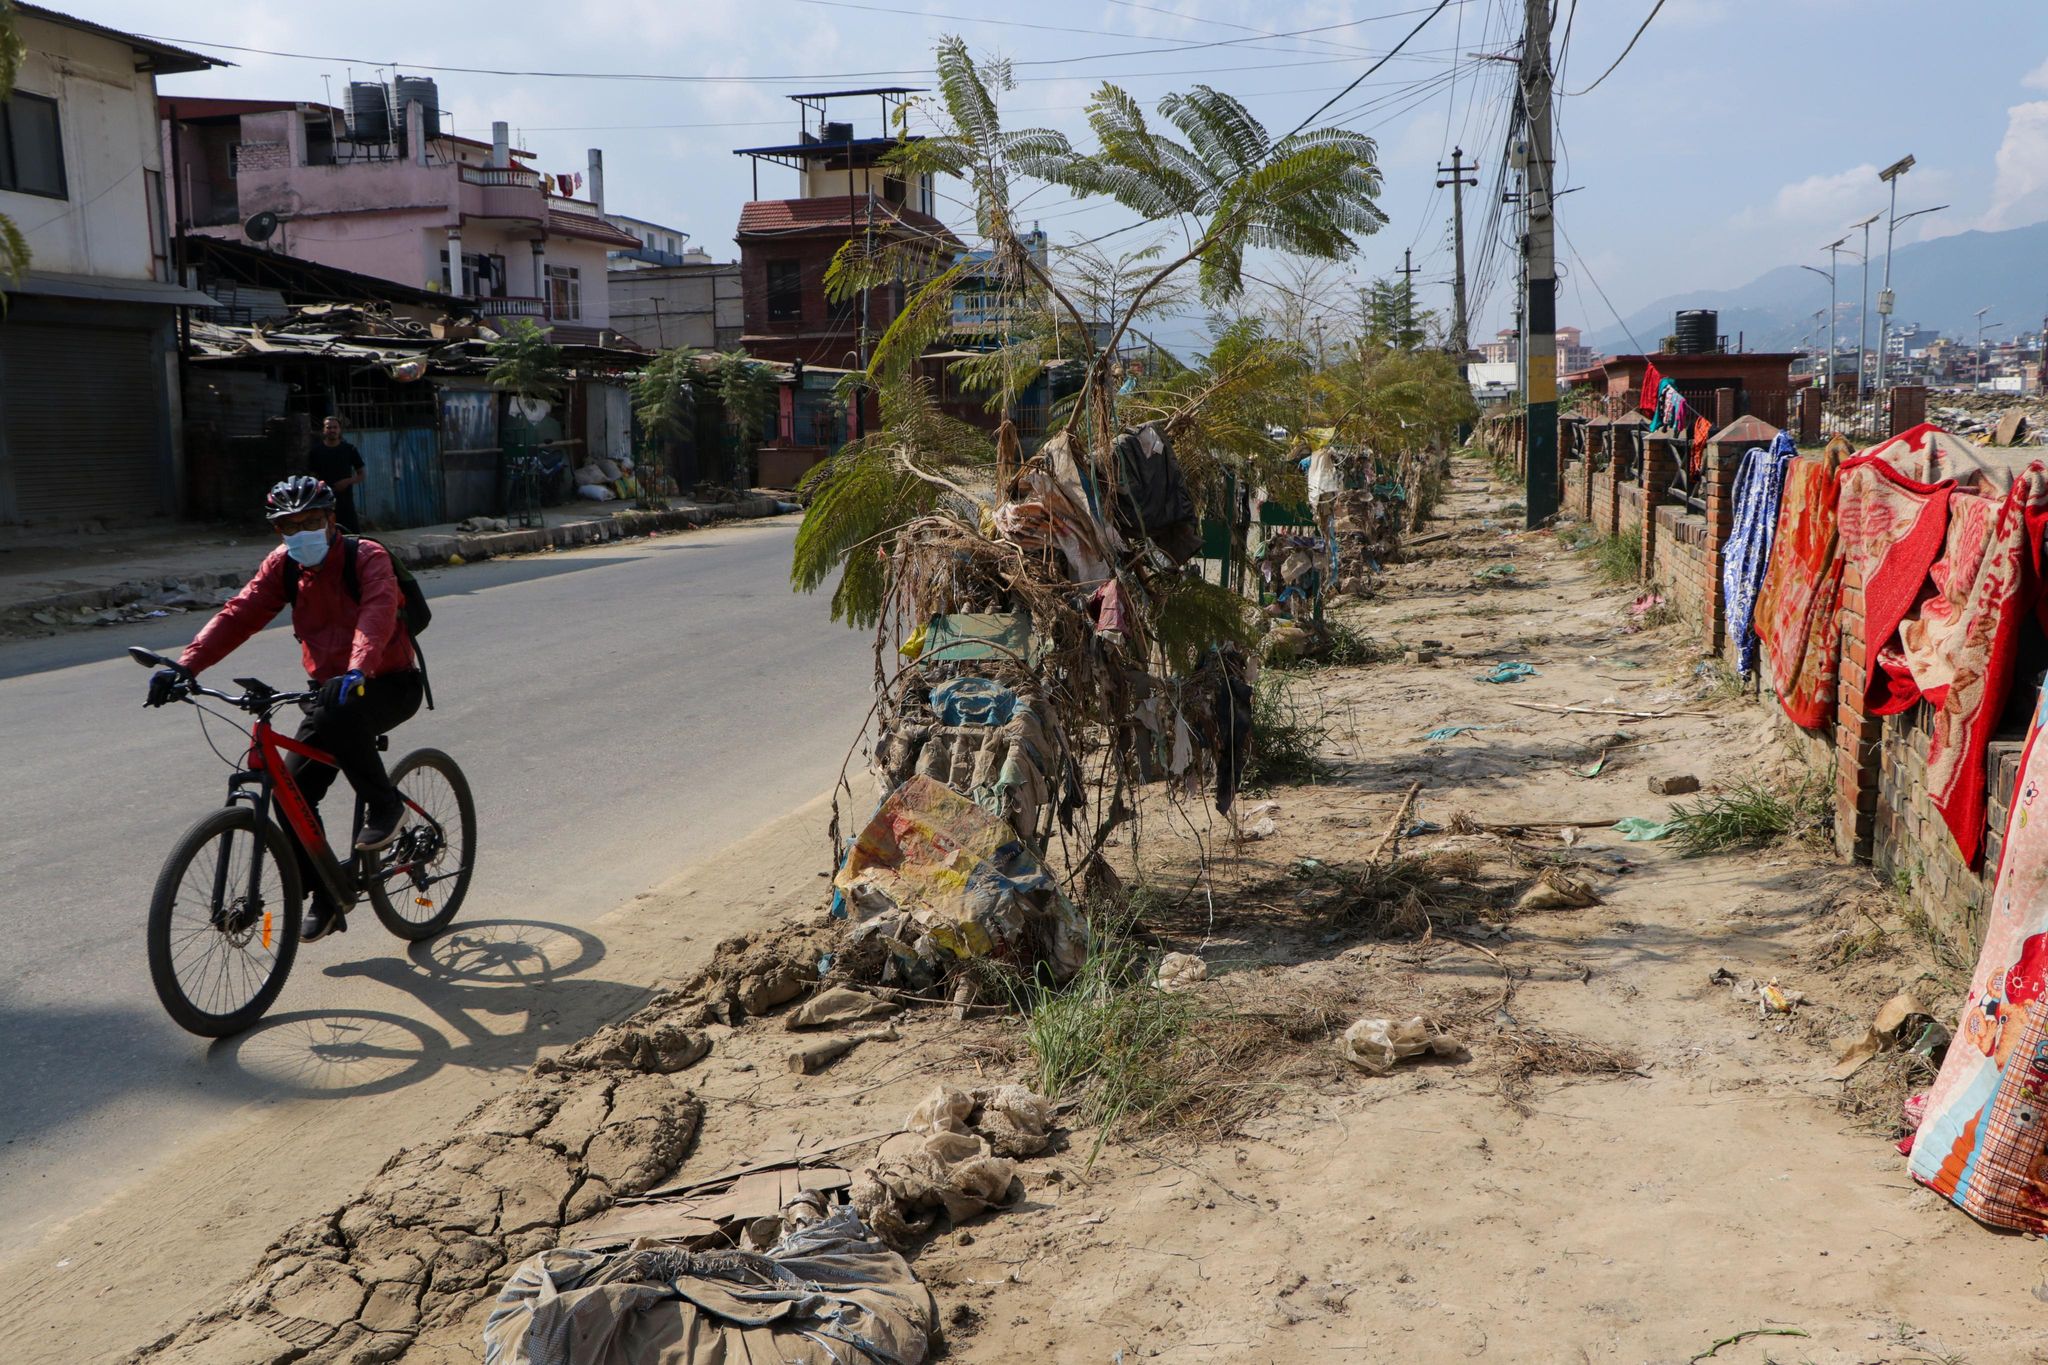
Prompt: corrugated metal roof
<box><xmin>17</xmin><ymin>5</ymin><xmax>224</xmax><ymax>73</ymax></box>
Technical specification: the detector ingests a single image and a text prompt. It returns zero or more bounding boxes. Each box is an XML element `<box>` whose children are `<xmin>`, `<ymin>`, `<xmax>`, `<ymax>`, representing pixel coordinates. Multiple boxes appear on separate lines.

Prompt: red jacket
<box><xmin>180</xmin><ymin>538</ymin><xmax>415</xmax><ymax>682</ymax></box>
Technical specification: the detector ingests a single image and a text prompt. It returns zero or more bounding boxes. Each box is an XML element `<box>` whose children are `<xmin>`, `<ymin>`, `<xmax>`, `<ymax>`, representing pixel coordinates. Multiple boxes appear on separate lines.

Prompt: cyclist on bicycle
<box><xmin>146</xmin><ymin>476</ymin><xmax>423</xmax><ymax>941</ymax></box>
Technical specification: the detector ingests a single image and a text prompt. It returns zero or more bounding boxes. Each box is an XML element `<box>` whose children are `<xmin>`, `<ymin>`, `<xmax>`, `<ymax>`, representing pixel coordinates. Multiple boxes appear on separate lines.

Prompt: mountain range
<box><xmin>1581</xmin><ymin>219</ymin><xmax>2048</xmax><ymax>357</ymax></box>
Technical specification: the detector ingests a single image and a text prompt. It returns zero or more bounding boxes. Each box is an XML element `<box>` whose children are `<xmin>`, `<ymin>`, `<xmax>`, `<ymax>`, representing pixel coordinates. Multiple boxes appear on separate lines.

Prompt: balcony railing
<box><xmin>475</xmin><ymin>296</ymin><xmax>546</xmax><ymax>318</ymax></box>
<box><xmin>458</xmin><ymin>165</ymin><xmax>540</xmax><ymax>189</ymax></box>
<box><xmin>547</xmin><ymin>195</ymin><xmax>604</xmax><ymax>220</ymax></box>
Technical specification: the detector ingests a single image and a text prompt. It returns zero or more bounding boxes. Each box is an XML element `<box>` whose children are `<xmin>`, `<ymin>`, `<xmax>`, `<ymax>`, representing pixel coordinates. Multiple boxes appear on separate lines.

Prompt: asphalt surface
<box><xmin>0</xmin><ymin>517</ymin><xmax>875</xmax><ymax>1253</ymax></box>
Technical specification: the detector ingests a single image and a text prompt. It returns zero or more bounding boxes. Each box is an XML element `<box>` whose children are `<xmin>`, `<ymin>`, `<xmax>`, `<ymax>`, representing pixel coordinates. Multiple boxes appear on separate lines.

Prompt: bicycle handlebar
<box><xmin>127</xmin><ymin>646</ymin><xmax>315</xmax><ymax>714</ymax></box>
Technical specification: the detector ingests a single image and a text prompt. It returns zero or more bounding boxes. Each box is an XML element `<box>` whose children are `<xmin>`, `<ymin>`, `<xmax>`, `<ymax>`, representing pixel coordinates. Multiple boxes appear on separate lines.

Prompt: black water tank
<box><xmin>1674</xmin><ymin>309</ymin><xmax>1718</xmax><ymax>354</ymax></box>
<box><xmin>823</xmin><ymin>121</ymin><xmax>854</xmax><ymax>143</ymax></box>
<box><xmin>348</xmin><ymin>82</ymin><xmax>389</xmax><ymax>142</ymax></box>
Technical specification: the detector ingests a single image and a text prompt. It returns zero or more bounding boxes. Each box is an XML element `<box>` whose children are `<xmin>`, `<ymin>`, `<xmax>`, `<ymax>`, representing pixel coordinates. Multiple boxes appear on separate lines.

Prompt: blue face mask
<box><xmin>283</xmin><ymin>528</ymin><xmax>331</xmax><ymax>567</ymax></box>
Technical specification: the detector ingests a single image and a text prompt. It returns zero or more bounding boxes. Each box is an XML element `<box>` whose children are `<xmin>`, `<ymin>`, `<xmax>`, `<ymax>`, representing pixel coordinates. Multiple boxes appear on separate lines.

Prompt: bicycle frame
<box><xmin>232</xmin><ymin>713</ymin><xmax>434</xmax><ymax>911</ymax></box>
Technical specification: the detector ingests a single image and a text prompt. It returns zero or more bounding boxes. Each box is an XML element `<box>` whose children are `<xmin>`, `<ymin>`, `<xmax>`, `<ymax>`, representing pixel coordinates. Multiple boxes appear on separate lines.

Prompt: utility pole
<box><xmin>1520</xmin><ymin>0</ymin><xmax>1558</xmax><ymax>527</ymax></box>
<box><xmin>1875</xmin><ymin>154</ymin><xmax>1913</xmax><ymax>392</ymax></box>
<box><xmin>1851</xmin><ymin>210</ymin><xmax>1880</xmax><ymax>399</ymax></box>
<box><xmin>1397</xmin><ymin>248</ymin><xmax>1420</xmax><ymax>345</ymax></box>
<box><xmin>1437</xmin><ymin>146</ymin><xmax>1477</xmax><ymax>373</ymax></box>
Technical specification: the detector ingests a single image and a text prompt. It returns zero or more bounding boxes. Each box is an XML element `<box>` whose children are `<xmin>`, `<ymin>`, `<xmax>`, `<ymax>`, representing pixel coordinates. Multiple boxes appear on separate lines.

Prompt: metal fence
<box><xmin>1821</xmin><ymin>393</ymin><xmax>1889</xmax><ymax>445</ymax></box>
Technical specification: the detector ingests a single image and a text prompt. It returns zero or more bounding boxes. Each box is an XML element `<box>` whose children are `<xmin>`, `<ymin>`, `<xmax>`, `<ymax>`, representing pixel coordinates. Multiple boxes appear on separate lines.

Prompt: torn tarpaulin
<box><xmin>483</xmin><ymin>1206</ymin><xmax>934</xmax><ymax>1365</ymax></box>
<box><xmin>835</xmin><ymin>775</ymin><xmax>1087</xmax><ymax>980</ymax></box>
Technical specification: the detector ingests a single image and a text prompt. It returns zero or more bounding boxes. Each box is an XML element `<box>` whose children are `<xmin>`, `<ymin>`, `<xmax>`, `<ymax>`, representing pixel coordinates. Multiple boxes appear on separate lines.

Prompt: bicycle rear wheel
<box><xmin>366</xmin><ymin>748</ymin><xmax>476</xmax><ymax>941</ymax></box>
<box><xmin>148</xmin><ymin>806</ymin><xmax>303</xmax><ymax>1037</ymax></box>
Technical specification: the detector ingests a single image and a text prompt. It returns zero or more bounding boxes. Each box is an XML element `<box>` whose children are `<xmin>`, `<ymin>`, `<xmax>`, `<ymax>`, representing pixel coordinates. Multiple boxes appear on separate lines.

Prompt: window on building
<box><xmin>547</xmin><ymin>263</ymin><xmax>581</xmax><ymax>320</ymax></box>
<box><xmin>766</xmin><ymin>258</ymin><xmax>802</xmax><ymax>323</ymax></box>
<box><xmin>303</xmin><ymin>116</ymin><xmax>335</xmax><ymax>166</ymax></box>
<box><xmin>226</xmin><ymin>142</ymin><xmax>242</xmax><ymax>181</ymax></box>
<box><xmin>0</xmin><ymin>92</ymin><xmax>64</xmax><ymax>198</ymax></box>
<box><xmin>440</xmin><ymin>249</ymin><xmax>504</xmax><ymax>298</ymax></box>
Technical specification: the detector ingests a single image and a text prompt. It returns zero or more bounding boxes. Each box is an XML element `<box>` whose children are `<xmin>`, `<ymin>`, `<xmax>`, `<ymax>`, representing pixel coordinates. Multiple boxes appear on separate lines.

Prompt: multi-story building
<box><xmin>608</xmin><ymin>249</ymin><xmax>744</xmax><ymax>352</ymax></box>
<box><xmin>604</xmin><ymin>212</ymin><xmax>694</xmax><ymax>271</ymax></box>
<box><xmin>732</xmin><ymin>88</ymin><xmax>963</xmax><ymax>484</ymax></box>
<box><xmin>951</xmin><ymin>227</ymin><xmax>1048</xmax><ymax>335</ymax></box>
<box><xmin>1480</xmin><ymin>325</ymin><xmax>1593</xmax><ymax>379</ymax></box>
<box><xmin>0</xmin><ymin>5</ymin><xmax>221</xmax><ymax>524</ymax></box>
<box><xmin>163</xmin><ymin>89</ymin><xmax>641</xmax><ymax>344</ymax></box>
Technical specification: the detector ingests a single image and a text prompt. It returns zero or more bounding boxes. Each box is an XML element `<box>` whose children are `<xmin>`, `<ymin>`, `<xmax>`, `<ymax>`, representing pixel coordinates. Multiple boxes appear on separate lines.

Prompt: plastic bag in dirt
<box><xmin>1341</xmin><ymin>1016</ymin><xmax>1465</xmax><ymax>1076</ymax></box>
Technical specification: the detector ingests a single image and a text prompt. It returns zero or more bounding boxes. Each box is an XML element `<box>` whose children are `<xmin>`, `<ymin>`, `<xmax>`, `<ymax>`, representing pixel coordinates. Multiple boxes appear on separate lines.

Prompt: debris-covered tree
<box><xmin>794</xmin><ymin>35</ymin><xmax>1387</xmax><ymax>628</ymax></box>
<box><xmin>790</xmin><ymin>36</ymin><xmax>1392</xmax><ymax>954</ymax></box>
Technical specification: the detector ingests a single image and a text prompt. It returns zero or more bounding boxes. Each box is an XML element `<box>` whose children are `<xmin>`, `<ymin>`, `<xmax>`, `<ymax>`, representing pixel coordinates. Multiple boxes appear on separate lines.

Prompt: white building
<box><xmin>0</xmin><ymin>5</ymin><xmax>219</xmax><ymax>523</ymax></box>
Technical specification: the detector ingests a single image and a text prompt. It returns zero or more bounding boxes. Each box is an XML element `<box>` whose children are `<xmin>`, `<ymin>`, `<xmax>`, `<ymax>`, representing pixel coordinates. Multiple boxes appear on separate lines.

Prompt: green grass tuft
<box><xmin>1586</xmin><ymin>529</ymin><xmax>1643</xmax><ymax>585</ymax></box>
<box><xmin>1244</xmin><ymin>672</ymin><xmax>1332</xmax><ymax>788</ymax></box>
<box><xmin>1669</xmin><ymin>775</ymin><xmax>1829</xmax><ymax>854</ymax></box>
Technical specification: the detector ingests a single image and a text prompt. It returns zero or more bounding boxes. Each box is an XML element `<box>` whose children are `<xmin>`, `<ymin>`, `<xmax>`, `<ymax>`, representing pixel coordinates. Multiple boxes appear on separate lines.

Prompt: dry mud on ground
<box><xmin>122</xmin><ymin>458</ymin><xmax>2048</xmax><ymax>1364</ymax></box>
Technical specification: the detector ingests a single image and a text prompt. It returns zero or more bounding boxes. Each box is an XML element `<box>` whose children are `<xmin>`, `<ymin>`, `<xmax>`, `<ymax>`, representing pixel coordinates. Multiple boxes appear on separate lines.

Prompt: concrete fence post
<box><xmin>1889</xmin><ymin>385</ymin><xmax>1927</xmax><ymax>437</ymax></box>
<box><xmin>1797</xmin><ymin>387</ymin><xmax>1822</xmax><ymax>446</ymax></box>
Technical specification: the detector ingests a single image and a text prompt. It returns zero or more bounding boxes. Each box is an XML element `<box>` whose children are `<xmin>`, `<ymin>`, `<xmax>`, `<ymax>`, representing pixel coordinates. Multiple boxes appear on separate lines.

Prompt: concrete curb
<box><xmin>1</xmin><ymin>497</ymin><xmax>796</xmax><ymax>625</ymax></box>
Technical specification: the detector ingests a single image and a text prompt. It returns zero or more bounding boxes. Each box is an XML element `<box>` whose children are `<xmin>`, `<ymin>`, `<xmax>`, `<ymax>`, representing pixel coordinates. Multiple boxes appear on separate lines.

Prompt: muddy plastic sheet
<box><xmin>835</xmin><ymin>774</ymin><xmax>1086</xmax><ymax>980</ymax></box>
<box><xmin>483</xmin><ymin>1207</ymin><xmax>933</xmax><ymax>1365</ymax></box>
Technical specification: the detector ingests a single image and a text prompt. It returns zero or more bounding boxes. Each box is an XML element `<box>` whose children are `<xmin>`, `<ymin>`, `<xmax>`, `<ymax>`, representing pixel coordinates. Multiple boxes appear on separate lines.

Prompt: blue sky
<box><xmin>99</xmin><ymin>0</ymin><xmax>2048</xmax><ymax>355</ymax></box>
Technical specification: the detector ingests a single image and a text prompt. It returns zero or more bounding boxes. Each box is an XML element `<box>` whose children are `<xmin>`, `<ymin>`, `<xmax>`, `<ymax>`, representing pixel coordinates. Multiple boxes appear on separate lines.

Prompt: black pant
<box><xmin>286</xmin><ymin>670</ymin><xmax>423</xmax><ymax>895</ymax></box>
<box><xmin>334</xmin><ymin>490</ymin><xmax>360</xmax><ymax>534</ymax></box>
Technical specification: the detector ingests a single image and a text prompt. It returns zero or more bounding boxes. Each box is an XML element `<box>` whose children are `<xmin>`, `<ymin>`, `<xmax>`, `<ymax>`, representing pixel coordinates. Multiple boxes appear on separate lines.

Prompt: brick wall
<box><xmin>1873</xmin><ymin>700</ymin><xmax>2023</xmax><ymax>951</ymax></box>
<box><xmin>235</xmin><ymin>141</ymin><xmax>290</xmax><ymax>173</ymax></box>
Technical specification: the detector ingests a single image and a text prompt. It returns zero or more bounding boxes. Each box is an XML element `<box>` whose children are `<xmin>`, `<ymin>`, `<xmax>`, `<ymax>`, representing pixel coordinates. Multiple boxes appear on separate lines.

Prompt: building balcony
<box><xmin>476</xmin><ymin>295</ymin><xmax>546</xmax><ymax>318</ymax></box>
<box><xmin>458</xmin><ymin>165</ymin><xmax>541</xmax><ymax>190</ymax></box>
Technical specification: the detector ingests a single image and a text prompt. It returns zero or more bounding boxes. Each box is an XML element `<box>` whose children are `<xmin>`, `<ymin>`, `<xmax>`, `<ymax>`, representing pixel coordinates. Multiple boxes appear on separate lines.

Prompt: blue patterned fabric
<box><xmin>1721</xmin><ymin>431</ymin><xmax>1797</xmax><ymax>677</ymax></box>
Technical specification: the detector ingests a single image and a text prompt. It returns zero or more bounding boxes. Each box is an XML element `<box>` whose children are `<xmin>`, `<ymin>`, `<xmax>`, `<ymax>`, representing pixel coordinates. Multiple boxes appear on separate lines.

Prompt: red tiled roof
<box><xmin>736</xmin><ymin>197</ymin><xmax>960</xmax><ymax>248</ymax></box>
<box><xmin>547</xmin><ymin>210</ymin><xmax>642</xmax><ymax>248</ymax></box>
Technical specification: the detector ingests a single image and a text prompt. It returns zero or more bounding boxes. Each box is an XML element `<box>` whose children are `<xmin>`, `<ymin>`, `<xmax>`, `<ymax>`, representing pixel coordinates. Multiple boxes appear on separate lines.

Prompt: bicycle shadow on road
<box><xmin>203</xmin><ymin>918</ymin><xmax>652</xmax><ymax>1099</ymax></box>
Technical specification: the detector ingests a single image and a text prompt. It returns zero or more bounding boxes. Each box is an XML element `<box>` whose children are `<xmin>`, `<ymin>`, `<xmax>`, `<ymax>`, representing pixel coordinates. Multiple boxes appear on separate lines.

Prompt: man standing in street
<box><xmin>311</xmin><ymin>416</ymin><xmax>367</xmax><ymax>532</ymax></box>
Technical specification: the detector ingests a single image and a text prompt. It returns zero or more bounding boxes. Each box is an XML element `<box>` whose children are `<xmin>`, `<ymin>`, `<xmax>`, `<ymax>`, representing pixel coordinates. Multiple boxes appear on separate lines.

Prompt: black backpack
<box><xmin>283</xmin><ymin>535</ymin><xmax>435</xmax><ymax>707</ymax></box>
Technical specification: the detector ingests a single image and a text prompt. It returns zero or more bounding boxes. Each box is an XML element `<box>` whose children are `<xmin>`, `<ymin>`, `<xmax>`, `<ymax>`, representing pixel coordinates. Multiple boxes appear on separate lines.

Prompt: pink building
<box><xmin>162</xmin><ymin>82</ymin><xmax>640</xmax><ymax>343</ymax></box>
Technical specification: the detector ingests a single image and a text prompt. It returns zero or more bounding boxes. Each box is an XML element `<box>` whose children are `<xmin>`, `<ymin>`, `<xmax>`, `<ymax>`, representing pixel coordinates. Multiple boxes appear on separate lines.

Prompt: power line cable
<box><xmin>1562</xmin><ymin>0</ymin><xmax>1663</xmax><ymax>97</ymax></box>
<box><xmin>1281</xmin><ymin>0</ymin><xmax>1458</xmax><ymax>140</ymax></box>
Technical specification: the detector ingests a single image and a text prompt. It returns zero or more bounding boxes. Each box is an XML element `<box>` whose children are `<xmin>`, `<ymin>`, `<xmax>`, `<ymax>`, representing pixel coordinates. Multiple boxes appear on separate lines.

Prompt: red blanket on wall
<box><xmin>1754</xmin><ymin>454</ymin><xmax>1843</xmax><ymax>730</ymax></box>
<box><xmin>1837</xmin><ymin>425</ymin><xmax>2048</xmax><ymax>865</ymax></box>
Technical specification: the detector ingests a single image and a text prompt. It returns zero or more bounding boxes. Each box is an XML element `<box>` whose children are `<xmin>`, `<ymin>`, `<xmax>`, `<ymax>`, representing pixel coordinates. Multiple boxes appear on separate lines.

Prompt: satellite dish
<box><xmin>244</xmin><ymin>211</ymin><xmax>280</xmax><ymax>243</ymax></box>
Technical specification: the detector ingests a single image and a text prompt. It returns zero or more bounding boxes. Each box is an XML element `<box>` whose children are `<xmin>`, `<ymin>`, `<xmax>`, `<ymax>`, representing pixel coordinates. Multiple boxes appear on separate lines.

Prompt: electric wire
<box><xmin>1562</xmin><ymin>0</ymin><xmax>1664</xmax><ymax>97</ymax></box>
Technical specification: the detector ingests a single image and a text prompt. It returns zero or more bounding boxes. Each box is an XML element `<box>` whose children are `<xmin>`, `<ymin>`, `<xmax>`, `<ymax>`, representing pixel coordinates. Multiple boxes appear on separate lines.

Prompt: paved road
<box><xmin>0</xmin><ymin>517</ymin><xmax>875</xmax><ymax>1255</ymax></box>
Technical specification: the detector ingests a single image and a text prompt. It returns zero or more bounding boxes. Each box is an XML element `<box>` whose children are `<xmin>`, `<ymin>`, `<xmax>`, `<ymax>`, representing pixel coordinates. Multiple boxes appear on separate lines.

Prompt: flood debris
<box><xmin>1340</xmin><ymin>1016</ymin><xmax>1468</xmax><ymax>1075</ymax></box>
<box><xmin>485</xmin><ymin>1205</ymin><xmax>936</xmax><ymax>1365</ymax></box>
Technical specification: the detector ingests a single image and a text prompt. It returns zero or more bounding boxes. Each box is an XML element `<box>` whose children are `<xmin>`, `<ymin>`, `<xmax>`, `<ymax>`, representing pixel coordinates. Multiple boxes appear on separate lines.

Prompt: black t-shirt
<box><xmin>310</xmin><ymin>440</ymin><xmax>364</xmax><ymax>491</ymax></box>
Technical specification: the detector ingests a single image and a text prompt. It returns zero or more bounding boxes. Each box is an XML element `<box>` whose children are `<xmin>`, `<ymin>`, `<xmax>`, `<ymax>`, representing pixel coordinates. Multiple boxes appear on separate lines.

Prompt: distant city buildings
<box><xmin>1478</xmin><ymin>325</ymin><xmax>1593</xmax><ymax>377</ymax></box>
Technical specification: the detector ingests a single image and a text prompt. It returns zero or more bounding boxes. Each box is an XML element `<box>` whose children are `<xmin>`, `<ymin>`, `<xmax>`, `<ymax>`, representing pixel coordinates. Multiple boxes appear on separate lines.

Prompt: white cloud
<box><xmin>1768</xmin><ymin>163</ymin><xmax>1881</xmax><ymax>221</ymax></box>
<box><xmin>2024</xmin><ymin>56</ymin><xmax>2048</xmax><ymax>92</ymax></box>
<box><xmin>1982</xmin><ymin>100</ymin><xmax>2048</xmax><ymax>230</ymax></box>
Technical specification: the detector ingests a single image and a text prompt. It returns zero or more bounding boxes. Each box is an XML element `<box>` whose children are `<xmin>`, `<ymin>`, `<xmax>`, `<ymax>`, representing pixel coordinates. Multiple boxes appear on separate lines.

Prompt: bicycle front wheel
<box><xmin>147</xmin><ymin>806</ymin><xmax>303</xmax><ymax>1037</ymax></box>
<box><xmin>366</xmin><ymin>748</ymin><xmax>476</xmax><ymax>941</ymax></box>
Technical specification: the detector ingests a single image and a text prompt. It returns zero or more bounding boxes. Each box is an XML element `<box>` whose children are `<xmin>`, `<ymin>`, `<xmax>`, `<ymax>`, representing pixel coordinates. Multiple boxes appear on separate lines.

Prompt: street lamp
<box><xmin>1874</xmin><ymin>155</ymin><xmax>1913</xmax><ymax>391</ymax></box>
<box><xmin>1800</xmin><ymin>263</ymin><xmax>1835</xmax><ymax>395</ymax></box>
<box><xmin>1849</xmin><ymin>210</ymin><xmax>1881</xmax><ymax>398</ymax></box>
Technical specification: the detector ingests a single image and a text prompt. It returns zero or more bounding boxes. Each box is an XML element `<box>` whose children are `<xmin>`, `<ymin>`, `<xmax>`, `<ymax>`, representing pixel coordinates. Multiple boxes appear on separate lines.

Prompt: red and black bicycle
<box><xmin>128</xmin><ymin>646</ymin><xmax>477</xmax><ymax>1037</ymax></box>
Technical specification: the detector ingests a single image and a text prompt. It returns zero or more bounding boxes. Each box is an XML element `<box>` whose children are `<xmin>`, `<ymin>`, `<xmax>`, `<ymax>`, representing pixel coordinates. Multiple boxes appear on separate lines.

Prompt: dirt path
<box><xmin>119</xmin><ymin>456</ymin><xmax>2048</xmax><ymax>1364</ymax></box>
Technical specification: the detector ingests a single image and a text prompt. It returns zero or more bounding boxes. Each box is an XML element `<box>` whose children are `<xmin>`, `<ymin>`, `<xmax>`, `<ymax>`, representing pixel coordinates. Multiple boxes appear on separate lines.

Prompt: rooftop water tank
<box><xmin>347</xmin><ymin>81</ymin><xmax>390</xmax><ymax>143</ymax></box>
<box><xmin>1674</xmin><ymin>309</ymin><xmax>1718</xmax><ymax>355</ymax></box>
<box><xmin>394</xmin><ymin>76</ymin><xmax>441</xmax><ymax>140</ymax></box>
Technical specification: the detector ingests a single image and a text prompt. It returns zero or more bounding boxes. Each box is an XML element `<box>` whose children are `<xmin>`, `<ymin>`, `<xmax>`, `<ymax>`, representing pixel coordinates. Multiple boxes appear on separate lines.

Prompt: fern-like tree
<box><xmin>796</xmin><ymin>35</ymin><xmax>1387</xmax><ymax>624</ymax></box>
<box><xmin>485</xmin><ymin>319</ymin><xmax>565</xmax><ymax>404</ymax></box>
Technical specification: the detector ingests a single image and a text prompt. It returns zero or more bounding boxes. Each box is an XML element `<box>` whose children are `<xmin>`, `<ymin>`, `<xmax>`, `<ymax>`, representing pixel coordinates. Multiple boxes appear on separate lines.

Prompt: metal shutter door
<box><xmin>2</xmin><ymin>323</ymin><xmax>161</xmax><ymax>520</ymax></box>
